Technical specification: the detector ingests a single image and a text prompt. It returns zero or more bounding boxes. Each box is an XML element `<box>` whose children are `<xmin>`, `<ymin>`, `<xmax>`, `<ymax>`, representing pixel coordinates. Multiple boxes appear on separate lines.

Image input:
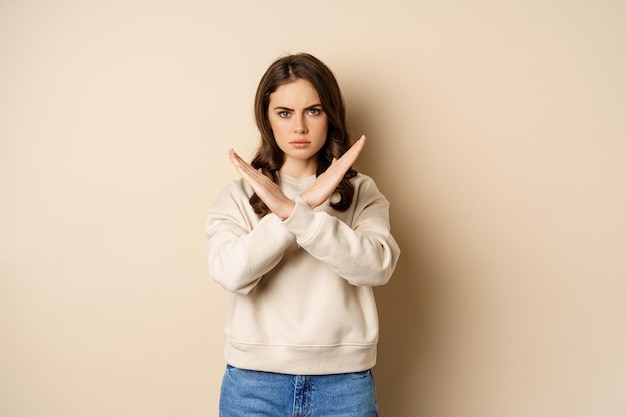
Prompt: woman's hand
<box><xmin>229</xmin><ymin>149</ymin><xmax>295</xmax><ymax>219</ymax></box>
<box><xmin>300</xmin><ymin>135</ymin><xmax>366</xmax><ymax>209</ymax></box>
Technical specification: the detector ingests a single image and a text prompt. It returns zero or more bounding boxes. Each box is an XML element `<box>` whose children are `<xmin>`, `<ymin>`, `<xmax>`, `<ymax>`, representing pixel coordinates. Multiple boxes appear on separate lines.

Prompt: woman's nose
<box><xmin>293</xmin><ymin>115</ymin><xmax>308</xmax><ymax>133</ymax></box>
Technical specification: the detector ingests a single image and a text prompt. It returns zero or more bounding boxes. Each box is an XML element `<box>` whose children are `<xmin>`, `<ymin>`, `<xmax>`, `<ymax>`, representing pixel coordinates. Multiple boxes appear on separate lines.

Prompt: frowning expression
<box><xmin>268</xmin><ymin>78</ymin><xmax>328</xmax><ymax>176</ymax></box>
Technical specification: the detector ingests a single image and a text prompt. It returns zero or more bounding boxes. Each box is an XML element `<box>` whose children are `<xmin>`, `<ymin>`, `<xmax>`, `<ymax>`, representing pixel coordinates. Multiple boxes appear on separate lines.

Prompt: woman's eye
<box><xmin>278</xmin><ymin>111</ymin><xmax>290</xmax><ymax>118</ymax></box>
<box><xmin>308</xmin><ymin>108</ymin><xmax>321</xmax><ymax>116</ymax></box>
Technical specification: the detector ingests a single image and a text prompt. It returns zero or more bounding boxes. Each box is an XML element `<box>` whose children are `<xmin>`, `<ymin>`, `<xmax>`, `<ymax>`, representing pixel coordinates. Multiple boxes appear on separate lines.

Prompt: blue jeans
<box><xmin>219</xmin><ymin>365</ymin><xmax>378</xmax><ymax>417</ymax></box>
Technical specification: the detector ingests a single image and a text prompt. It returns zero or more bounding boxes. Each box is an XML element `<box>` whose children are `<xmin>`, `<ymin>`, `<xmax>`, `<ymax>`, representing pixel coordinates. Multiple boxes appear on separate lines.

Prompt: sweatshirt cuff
<box><xmin>282</xmin><ymin>196</ymin><xmax>323</xmax><ymax>244</ymax></box>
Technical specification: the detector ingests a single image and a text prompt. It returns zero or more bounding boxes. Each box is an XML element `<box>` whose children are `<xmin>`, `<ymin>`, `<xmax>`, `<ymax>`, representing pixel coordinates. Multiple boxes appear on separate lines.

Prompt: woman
<box><xmin>205</xmin><ymin>53</ymin><xmax>400</xmax><ymax>416</ymax></box>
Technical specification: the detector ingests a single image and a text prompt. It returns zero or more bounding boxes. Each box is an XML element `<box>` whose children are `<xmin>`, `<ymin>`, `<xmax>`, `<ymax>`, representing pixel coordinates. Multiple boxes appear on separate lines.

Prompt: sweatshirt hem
<box><xmin>224</xmin><ymin>337</ymin><xmax>377</xmax><ymax>375</ymax></box>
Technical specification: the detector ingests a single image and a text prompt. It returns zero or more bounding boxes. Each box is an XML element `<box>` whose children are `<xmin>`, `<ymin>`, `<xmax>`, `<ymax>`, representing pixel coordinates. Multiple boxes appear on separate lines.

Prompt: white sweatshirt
<box><xmin>205</xmin><ymin>172</ymin><xmax>400</xmax><ymax>375</ymax></box>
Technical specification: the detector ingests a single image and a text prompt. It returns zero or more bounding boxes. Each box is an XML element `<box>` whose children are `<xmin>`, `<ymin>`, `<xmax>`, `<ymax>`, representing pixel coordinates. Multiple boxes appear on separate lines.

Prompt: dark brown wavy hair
<box><xmin>249</xmin><ymin>53</ymin><xmax>357</xmax><ymax>217</ymax></box>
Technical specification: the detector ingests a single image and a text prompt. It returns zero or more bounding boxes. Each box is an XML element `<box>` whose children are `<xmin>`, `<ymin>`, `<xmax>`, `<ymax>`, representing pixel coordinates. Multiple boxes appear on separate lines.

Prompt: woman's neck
<box><xmin>280</xmin><ymin>159</ymin><xmax>317</xmax><ymax>179</ymax></box>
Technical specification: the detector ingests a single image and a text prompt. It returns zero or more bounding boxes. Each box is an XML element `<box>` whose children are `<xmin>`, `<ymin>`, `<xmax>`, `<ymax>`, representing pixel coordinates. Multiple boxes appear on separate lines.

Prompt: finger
<box><xmin>337</xmin><ymin>135</ymin><xmax>366</xmax><ymax>166</ymax></box>
<box><xmin>229</xmin><ymin>149</ymin><xmax>254</xmax><ymax>172</ymax></box>
<box><xmin>228</xmin><ymin>148</ymin><xmax>242</xmax><ymax>166</ymax></box>
<box><xmin>229</xmin><ymin>148</ymin><xmax>249</xmax><ymax>165</ymax></box>
<box><xmin>228</xmin><ymin>149</ymin><xmax>241</xmax><ymax>170</ymax></box>
<box><xmin>350</xmin><ymin>135</ymin><xmax>366</xmax><ymax>154</ymax></box>
<box><xmin>229</xmin><ymin>149</ymin><xmax>256</xmax><ymax>180</ymax></box>
<box><xmin>344</xmin><ymin>135</ymin><xmax>366</xmax><ymax>157</ymax></box>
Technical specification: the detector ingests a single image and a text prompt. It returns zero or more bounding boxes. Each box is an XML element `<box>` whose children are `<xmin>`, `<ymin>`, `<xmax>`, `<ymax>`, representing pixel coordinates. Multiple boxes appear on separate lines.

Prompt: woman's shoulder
<box><xmin>350</xmin><ymin>172</ymin><xmax>388</xmax><ymax>198</ymax></box>
<box><xmin>211</xmin><ymin>177</ymin><xmax>254</xmax><ymax>204</ymax></box>
<box><xmin>351</xmin><ymin>172</ymin><xmax>379</xmax><ymax>189</ymax></box>
<box><xmin>221</xmin><ymin>177</ymin><xmax>253</xmax><ymax>194</ymax></box>
<box><xmin>352</xmin><ymin>172</ymin><xmax>375</xmax><ymax>181</ymax></box>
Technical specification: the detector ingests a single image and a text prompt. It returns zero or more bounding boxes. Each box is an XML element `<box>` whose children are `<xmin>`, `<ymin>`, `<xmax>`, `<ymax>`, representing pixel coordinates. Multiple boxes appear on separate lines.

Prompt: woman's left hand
<box><xmin>300</xmin><ymin>135</ymin><xmax>366</xmax><ymax>209</ymax></box>
<box><xmin>228</xmin><ymin>149</ymin><xmax>295</xmax><ymax>219</ymax></box>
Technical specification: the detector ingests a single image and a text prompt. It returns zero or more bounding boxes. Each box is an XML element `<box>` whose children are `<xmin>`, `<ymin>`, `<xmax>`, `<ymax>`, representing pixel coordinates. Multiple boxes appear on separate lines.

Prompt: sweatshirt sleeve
<box><xmin>281</xmin><ymin>176</ymin><xmax>400</xmax><ymax>287</ymax></box>
<box><xmin>205</xmin><ymin>180</ymin><xmax>295</xmax><ymax>294</ymax></box>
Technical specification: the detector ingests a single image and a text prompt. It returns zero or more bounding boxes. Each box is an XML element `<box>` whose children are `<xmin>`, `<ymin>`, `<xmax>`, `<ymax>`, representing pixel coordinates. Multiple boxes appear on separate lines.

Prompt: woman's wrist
<box><xmin>275</xmin><ymin>200</ymin><xmax>296</xmax><ymax>220</ymax></box>
<box><xmin>299</xmin><ymin>190</ymin><xmax>323</xmax><ymax>210</ymax></box>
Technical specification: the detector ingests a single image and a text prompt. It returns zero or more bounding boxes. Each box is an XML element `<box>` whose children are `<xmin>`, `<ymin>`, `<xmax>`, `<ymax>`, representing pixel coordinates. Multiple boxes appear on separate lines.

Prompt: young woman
<box><xmin>205</xmin><ymin>53</ymin><xmax>400</xmax><ymax>417</ymax></box>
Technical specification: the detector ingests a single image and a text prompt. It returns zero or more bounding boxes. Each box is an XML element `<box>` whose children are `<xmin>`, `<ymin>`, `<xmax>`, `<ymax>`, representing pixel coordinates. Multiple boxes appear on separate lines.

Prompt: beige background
<box><xmin>1</xmin><ymin>1</ymin><xmax>625</xmax><ymax>416</ymax></box>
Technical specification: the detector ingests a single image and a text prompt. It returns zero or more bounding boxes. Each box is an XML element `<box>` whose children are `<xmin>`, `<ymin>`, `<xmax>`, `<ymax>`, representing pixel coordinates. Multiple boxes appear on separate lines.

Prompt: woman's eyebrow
<box><xmin>272</xmin><ymin>103</ymin><xmax>323</xmax><ymax>111</ymax></box>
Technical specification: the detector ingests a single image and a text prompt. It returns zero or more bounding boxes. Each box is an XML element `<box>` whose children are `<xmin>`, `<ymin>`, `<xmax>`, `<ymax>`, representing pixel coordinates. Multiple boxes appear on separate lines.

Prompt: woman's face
<box><xmin>267</xmin><ymin>78</ymin><xmax>328</xmax><ymax>177</ymax></box>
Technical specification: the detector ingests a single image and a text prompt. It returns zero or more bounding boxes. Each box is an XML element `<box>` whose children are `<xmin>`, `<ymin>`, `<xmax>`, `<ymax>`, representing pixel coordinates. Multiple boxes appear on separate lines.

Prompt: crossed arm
<box><xmin>207</xmin><ymin>134</ymin><xmax>399</xmax><ymax>292</ymax></box>
<box><xmin>228</xmin><ymin>135</ymin><xmax>366</xmax><ymax>218</ymax></box>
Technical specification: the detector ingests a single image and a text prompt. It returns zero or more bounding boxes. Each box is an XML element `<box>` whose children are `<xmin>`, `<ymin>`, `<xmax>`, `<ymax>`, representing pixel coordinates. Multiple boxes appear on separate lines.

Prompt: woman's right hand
<box><xmin>300</xmin><ymin>135</ymin><xmax>366</xmax><ymax>209</ymax></box>
<box><xmin>229</xmin><ymin>148</ymin><xmax>295</xmax><ymax>219</ymax></box>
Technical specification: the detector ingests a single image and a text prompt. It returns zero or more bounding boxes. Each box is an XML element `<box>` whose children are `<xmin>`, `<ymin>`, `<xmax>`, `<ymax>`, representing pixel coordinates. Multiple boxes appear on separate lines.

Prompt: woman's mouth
<box><xmin>290</xmin><ymin>141</ymin><xmax>310</xmax><ymax>148</ymax></box>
